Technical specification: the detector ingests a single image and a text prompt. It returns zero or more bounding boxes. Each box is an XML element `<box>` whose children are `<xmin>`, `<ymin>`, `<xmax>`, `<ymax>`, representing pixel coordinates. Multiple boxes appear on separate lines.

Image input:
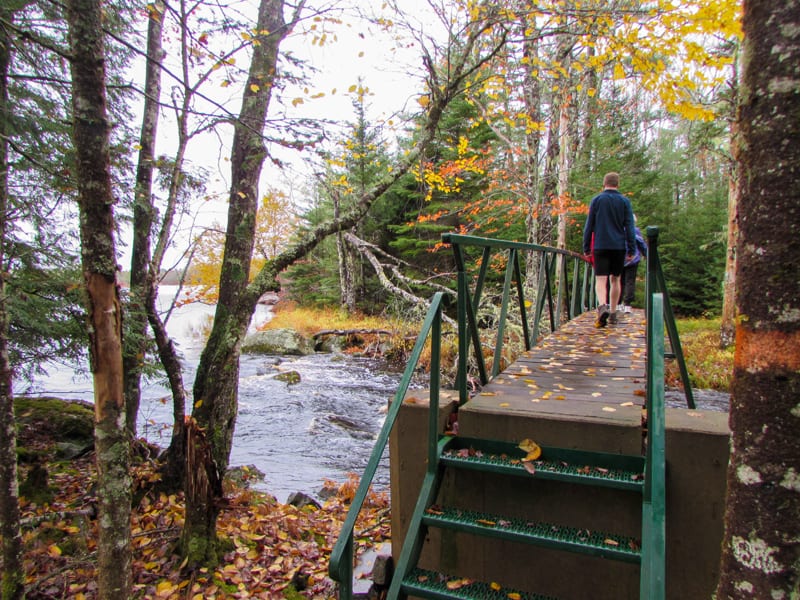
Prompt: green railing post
<box><xmin>642</xmin><ymin>292</ymin><xmax>666</xmax><ymax>599</ymax></box>
<box><xmin>492</xmin><ymin>248</ymin><xmax>517</xmax><ymax>378</ymax></box>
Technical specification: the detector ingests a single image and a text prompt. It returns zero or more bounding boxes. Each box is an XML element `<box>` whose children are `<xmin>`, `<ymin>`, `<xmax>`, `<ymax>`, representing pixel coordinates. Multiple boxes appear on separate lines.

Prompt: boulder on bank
<box><xmin>241</xmin><ymin>328</ymin><xmax>314</xmax><ymax>356</ymax></box>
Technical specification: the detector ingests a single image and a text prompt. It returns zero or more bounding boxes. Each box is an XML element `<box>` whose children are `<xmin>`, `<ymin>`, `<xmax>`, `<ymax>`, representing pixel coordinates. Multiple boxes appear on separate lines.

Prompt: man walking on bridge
<box><xmin>583</xmin><ymin>172</ymin><xmax>635</xmax><ymax>327</ymax></box>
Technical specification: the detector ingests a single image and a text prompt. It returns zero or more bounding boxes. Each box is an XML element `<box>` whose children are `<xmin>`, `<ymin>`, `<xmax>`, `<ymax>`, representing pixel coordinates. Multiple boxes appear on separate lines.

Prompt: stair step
<box><xmin>440</xmin><ymin>436</ymin><xmax>645</xmax><ymax>492</ymax></box>
<box><xmin>402</xmin><ymin>567</ymin><xmax>557</xmax><ymax>600</ymax></box>
<box><xmin>422</xmin><ymin>506</ymin><xmax>641</xmax><ymax>563</ymax></box>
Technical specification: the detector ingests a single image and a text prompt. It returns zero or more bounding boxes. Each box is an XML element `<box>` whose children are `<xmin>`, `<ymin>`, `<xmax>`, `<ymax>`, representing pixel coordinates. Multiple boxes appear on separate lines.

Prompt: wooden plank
<box><xmin>469</xmin><ymin>310</ymin><xmax>650</xmax><ymax>418</ymax></box>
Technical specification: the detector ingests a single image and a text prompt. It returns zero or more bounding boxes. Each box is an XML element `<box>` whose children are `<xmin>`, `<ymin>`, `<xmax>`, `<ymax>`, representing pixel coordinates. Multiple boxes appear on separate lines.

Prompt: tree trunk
<box><xmin>720</xmin><ymin>48</ymin><xmax>740</xmax><ymax>349</ymax></box>
<box><xmin>66</xmin><ymin>0</ymin><xmax>132</xmax><ymax>596</ymax></box>
<box><xmin>334</xmin><ymin>192</ymin><xmax>356</xmax><ymax>312</ymax></box>
<box><xmin>539</xmin><ymin>86</ymin><xmax>560</xmax><ymax>249</ymax></box>
<box><xmin>520</xmin><ymin>20</ymin><xmax>543</xmax><ymax>297</ymax></box>
<box><xmin>124</xmin><ymin>0</ymin><xmax>166</xmax><ymax>435</ymax></box>
<box><xmin>183</xmin><ymin>0</ymin><xmax>289</xmax><ymax>566</ymax></box>
<box><xmin>719</xmin><ymin>156</ymin><xmax>738</xmax><ymax>349</ymax></box>
<box><xmin>182</xmin><ymin>5</ymin><xmax>504</xmax><ymax>565</ymax></box>
<box><xmin>0</xmin><ymin>10</ymin><xmax>24</xmax><ymax>598</ymax></box>
<box><xmin>715</xmin><ymin>2</ymin><xmax>800</xmax><ymax>597</ymax></box>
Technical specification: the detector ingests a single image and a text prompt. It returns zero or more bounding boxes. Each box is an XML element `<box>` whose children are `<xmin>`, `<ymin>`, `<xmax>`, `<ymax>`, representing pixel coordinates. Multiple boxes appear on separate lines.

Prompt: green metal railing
<box><xmin>645</xmin><ymin>227</ymin><xmax>695</xmax><ymax>409</ymax></box>
<box><xmin>642</xmin><ymin>292</ymin><xmax>667</xmax><ymax>598</ymax></box>
<box><xmin>444</xmin><ymin>233</ymin><xmax>595</xmax><ymax>405</ymax></box>
<box><xmin>329</xmin><ymin>230</ymin><xmax>689</xmax><ymax>598</ymax></box>
<box><xmin>328</xmin><ymin>292</ymin><xmax>446</xmax><ymax>597</ymax></box>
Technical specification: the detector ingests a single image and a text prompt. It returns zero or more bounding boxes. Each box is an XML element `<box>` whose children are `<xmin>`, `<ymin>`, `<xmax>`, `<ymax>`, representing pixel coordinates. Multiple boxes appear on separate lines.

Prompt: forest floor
<box><xmin>16</xmin><ymin>408</ymin><xmax>389</xmax><ymax>600</ymax></box>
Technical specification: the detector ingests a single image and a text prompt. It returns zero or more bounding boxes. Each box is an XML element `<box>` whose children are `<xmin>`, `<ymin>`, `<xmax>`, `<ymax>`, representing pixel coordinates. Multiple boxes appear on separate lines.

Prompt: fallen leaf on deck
<box><xmin>602</xmin><ymin>406</ymin><xmax>616</xmax><ymax>412</ymax></box>
<box><xmin>446</xmin><ymin>578</ymin><xmax>473</xmax><ymax>590</ymax></box>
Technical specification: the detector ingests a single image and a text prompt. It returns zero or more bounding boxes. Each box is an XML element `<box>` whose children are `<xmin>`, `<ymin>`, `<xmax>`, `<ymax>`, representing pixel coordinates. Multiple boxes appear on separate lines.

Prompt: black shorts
<box><xmin>593</xmin><ymin>249</ymin><xmax>626</xmax><ymax>276</ymax></box>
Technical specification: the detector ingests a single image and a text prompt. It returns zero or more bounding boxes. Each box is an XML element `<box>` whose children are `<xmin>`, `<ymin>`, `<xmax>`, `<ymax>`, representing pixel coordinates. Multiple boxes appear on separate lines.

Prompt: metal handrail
<box><xmin>645</xmin><ymin>227</ymin><xmax>694</xmax><ymax>409</ymax></box>
<box><xmin>442</xmin><ymin>233</ymin><xmax>595</xmax><ymax>405</ymax></box>
<box><xmin>642</xmin><ymin>292</ymin><xmax>667</xmax><ymax>598</ymax></box>
<box><xmin>328</xmin><ymin>292</ymin><xmax>446</xmax><ymax>597</ymax></box>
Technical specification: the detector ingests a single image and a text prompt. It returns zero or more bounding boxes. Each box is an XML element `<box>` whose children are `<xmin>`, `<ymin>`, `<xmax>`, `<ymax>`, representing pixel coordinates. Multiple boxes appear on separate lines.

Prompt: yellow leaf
<box><xmin>48</xmin><ymin>545</ymin><xmax>62</xmax><ymax>558</ymax></box>
<box><xmin>508</xmin><ymin>593</ymin><xmax>522</xmax><ymax>600</ymax></box>
<box><xmin>499</xmin><ymin>402</ymin><xmax>510</xmax><ymax>407</ymax></box>
<box><xmin>156</xmin><ymin>580</ymin><xmax>176</xmax><ymax>596</ymax></box>
<box><xmin>292</xmin><ymin>97</ymin><xmax>304</xmax><ymax>107</ymax></box>
<box><xmin>518</xmin><ymin>439</ymin><xmax>541</xmax><ymax>460</ymax></box>
<box><xmin>602</xmin><ymin>406</ymin><xmax>617</xmax><ymax>412</ymax></box>
<box><xmin>446</xmin><ymin>578</ymin><xmax>472</xmax><ymax>590</ymax></box>
<box><xmin>250</xmin><ymin>84</ymin><xmax>260</xmax><ymax>92</ymax></box>
<box><xmin>348</xmin><ymin>84</ymin><xmax>357</xmax><ymax>93</ymax></box>
<box><xmin>491</xmin><ymin>582</ymin><xmax>502</xmax><ymax>591</ymax></box>
<box><xmin>194</xmin><ymin>399</ymin><xmax>203</xmax><ymax>409</ymax></box>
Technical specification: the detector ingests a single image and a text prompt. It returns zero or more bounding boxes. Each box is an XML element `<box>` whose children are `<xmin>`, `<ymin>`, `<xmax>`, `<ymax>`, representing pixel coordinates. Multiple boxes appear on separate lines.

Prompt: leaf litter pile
<box><xmin>18</xmin><ymin>452</ymin><xmax>389</xmax><ymax>599</ymax></box>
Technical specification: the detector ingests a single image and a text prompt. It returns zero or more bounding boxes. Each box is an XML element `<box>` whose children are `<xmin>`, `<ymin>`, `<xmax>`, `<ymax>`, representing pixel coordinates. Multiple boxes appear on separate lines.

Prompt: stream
<box><xmin>24</xmin><ymin>287</ymin><xmax>404</xmax><ymax>503</ymax></box>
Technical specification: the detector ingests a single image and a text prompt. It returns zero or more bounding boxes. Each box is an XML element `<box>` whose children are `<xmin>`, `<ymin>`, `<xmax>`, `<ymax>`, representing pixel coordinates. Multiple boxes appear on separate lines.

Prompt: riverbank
<box><xmin>16</xmin><ymin>407</ymin><xmax>388</xmax><ymax>599</ymax></box>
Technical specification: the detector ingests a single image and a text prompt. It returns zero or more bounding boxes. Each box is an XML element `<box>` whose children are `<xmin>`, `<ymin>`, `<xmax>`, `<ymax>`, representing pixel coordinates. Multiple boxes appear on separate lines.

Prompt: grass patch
<box><xmin>262</xmin><ymin>301</ymin><xmax>399</xmax><ymax>337</ymax></box>
<box><xmin>666</xmin><ymin>317</ymin><xmax>734</xmax><ymax>392</ymax></box>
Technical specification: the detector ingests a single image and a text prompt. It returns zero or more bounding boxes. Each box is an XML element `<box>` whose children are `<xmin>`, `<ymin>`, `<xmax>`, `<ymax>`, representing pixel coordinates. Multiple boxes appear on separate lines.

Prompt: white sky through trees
<box><xmin>119</xmin><ymin>0</ymin><xmax>437</xmax><ymax>268</ymax></box>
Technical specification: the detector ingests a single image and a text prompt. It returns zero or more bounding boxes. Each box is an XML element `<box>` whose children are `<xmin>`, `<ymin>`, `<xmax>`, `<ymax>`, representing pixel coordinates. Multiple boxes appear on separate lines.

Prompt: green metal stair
<box><xmin>402</xmin><ymin>567</ymin><xmax>557</xmax><ymax>600</ymax></box>
<box><xmin>389</xmin><ymin>436</ymin><xmax>651</xmax><ymax>599</ymax></box>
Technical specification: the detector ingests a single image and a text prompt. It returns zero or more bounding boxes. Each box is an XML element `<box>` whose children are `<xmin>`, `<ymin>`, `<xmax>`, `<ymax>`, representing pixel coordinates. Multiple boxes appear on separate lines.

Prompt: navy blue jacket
<box><xmin>582</xmin><ymin>189</ymin><xmax>635</xmax><ymax>255</ymax></box>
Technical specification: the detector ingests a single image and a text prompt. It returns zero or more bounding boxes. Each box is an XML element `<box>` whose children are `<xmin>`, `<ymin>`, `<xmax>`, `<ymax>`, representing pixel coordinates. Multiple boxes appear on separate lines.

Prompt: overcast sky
<box><xmin>118</xmin><ymin>0</ymin><xmax>440</xmax><ymax>268</ymax></box>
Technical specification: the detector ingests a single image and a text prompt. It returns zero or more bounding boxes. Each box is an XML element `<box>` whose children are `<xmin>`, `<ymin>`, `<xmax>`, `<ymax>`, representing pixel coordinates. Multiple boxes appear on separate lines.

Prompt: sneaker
<box><xmin>609</xmin><ymin>310</ymin><xmax>619</xmax><ymax>325</ymax></box>
<box><xmin>618</xmin><ymin>304</ymin><xmax>627</xmax><ymax>314</ymax></box>
<box><xmin>624</xmin><ymin>304</ymin><xmax>632</xmax><ymax>314</ymax></box>
<box><xmin>595</xmin><ymin>304</ymin><xmax>610</xmax><ymax>328</ymax></box>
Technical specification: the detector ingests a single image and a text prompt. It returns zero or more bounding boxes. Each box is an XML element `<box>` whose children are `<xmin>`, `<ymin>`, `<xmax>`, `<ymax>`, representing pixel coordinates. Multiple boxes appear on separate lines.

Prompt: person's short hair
<box><xmin>603</xmin><ymin>172</ymin><xmax>620</xmax><ymax>188</ymax></box>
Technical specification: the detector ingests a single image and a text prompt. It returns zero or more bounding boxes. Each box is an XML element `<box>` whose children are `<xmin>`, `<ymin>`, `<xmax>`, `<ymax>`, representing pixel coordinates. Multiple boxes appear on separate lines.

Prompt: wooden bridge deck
<box><xmin>463</xmin><ymin>308</ymin><xmax>648</xmax><ymax>427</ymax></box>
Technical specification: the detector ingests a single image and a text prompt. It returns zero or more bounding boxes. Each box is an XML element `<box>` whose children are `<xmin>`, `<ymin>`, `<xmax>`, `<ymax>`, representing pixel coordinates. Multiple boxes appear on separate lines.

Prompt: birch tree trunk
<box><xmin>720</xmin><ymin>49</ymin><xmax>740</xmax><ymax>349</ymax></box>
<box><xmin>520</xmin><ymin>18</ymin><xmax>543</xmax><ymax>298</ymax></box>
<box><xmin>0</xmin><ymin>9</ymin><xmax>24</xmax><ymax>598</ymax></box>
<box><xmin>715</xmin><ymin>2</ymin><xmax>800</xmax><ymax>596</ymax></box>
<box><xmin>66</xmin><ymin>0</ymin><xmax>131</xmax><ymax>595</ymax></box>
